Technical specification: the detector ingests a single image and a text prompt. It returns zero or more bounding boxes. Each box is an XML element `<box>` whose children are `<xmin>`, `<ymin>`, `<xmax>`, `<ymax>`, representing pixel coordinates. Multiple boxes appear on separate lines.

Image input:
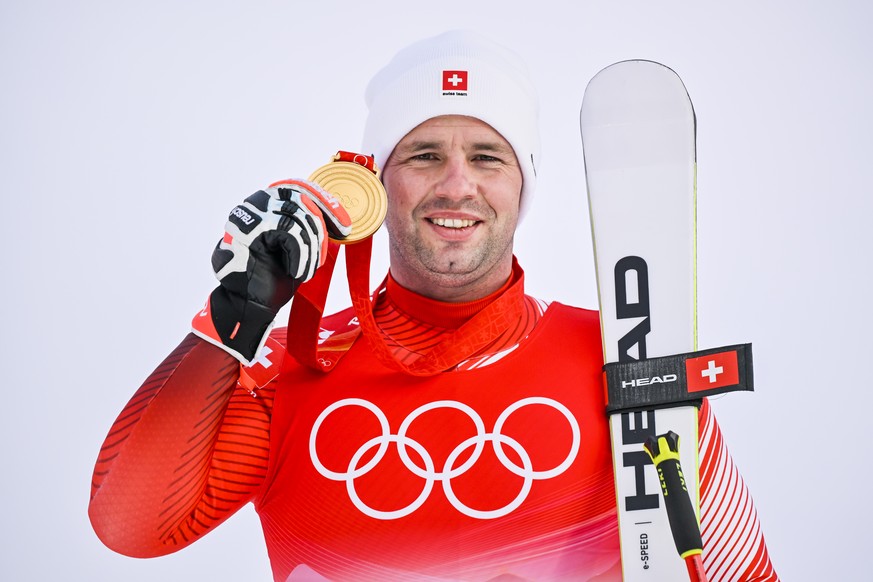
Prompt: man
<box><xmin>89</xmin><ymin>31</ymin><xmax>777</xmax><ymax>581</ymax></box>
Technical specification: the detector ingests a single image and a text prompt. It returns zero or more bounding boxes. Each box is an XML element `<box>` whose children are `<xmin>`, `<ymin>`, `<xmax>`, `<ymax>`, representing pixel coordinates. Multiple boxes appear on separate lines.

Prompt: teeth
<box><xmin>431</xmin><ymin>217</ymin><xmax>476</xmax><ymax>228</ymax></box>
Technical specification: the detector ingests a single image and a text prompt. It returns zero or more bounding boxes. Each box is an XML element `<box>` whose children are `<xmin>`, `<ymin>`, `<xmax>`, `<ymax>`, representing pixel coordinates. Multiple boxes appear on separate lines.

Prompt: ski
<box><xmin>581</xmin><ymin>60</ymin><xmax>700</xmax><ymax>581</ymax></box>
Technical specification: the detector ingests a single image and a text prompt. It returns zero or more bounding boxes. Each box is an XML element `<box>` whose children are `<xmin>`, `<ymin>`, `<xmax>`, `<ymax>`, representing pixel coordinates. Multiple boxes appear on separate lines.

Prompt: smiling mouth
<box><xmin>428</xmin><ymin>217</ymin><xmax>478</xmax><ymax>228</ymax></box>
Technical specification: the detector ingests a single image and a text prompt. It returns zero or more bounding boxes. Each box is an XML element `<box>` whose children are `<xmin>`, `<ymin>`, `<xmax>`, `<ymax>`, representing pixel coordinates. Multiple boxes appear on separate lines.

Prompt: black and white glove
<box><xmin>192</xmin><ymin>179</ymin><xmax>352</xmax><ymax>364</ymax></box>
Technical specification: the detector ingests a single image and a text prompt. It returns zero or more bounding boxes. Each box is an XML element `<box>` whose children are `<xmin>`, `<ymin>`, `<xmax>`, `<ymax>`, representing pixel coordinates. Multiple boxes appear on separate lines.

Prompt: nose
<box><xmin>433</xmin><ymin>156</ymin><xmax>477</xmax><ymax>200</ymax></box>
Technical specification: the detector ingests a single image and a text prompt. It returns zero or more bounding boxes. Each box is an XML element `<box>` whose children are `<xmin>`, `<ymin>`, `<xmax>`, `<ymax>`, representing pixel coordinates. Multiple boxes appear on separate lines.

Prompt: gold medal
<box><xmin>309</xmin><ymin>152</ymin><xmax>387</xmax><ymax>243</ymax></box>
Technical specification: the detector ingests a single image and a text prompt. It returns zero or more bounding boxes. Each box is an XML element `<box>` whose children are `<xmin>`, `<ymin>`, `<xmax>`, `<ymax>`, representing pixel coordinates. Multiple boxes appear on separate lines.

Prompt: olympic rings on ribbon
<box><xmin>309</xmin><ymin>397</ymin><xmax>580</xmax><ymax>520</ymax></box>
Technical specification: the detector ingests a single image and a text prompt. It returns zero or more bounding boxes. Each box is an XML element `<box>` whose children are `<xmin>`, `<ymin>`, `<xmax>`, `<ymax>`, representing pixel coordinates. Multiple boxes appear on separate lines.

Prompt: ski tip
<box><xmin>580</xmin><ymin>59</ymin><xmax>694</xmax><ymax>130</ymax></box>
<box><xmin>587</xmin><ymin>59</ymin><xmax>682</xmax><ymax>87</ymax></box>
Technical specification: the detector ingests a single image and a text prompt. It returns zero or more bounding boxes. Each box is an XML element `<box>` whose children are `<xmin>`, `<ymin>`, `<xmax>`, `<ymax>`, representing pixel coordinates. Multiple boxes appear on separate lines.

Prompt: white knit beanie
<box><xmin>361</xmin><ymin>30</ymin><xmax>540</xmax><ymax>219</ymax></box>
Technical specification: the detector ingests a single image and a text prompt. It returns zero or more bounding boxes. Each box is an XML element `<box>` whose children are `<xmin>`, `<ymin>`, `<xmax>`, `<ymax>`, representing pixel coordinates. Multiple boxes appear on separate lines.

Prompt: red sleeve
<box><xmin>698</xmin><ymin>399</ymin><xmax>779</xmax><ymax>581</ymax></box>
<box><xmin>89</xmin><ymin>333</ymin><xmax>275</xmax><ymax>558</ymax></box>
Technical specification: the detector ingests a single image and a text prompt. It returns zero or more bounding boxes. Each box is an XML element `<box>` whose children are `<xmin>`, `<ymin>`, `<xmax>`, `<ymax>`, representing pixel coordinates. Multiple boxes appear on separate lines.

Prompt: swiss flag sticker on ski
<box><xmin>603</xmin><ymin>344</ymin><xmax>754</xmax><ymax>413</ymax></box>
<box><xmin>687</xmin><ymin>350</ymin><xmax>739</xmax><ymax>392</ymax></box>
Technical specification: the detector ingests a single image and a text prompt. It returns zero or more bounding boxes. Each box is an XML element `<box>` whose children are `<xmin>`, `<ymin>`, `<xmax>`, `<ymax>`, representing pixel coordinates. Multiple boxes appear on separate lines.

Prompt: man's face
<box><xmin>381</xmin><ymin>115</ymin><xmax>523</xmax><ymax>302</ymax></box>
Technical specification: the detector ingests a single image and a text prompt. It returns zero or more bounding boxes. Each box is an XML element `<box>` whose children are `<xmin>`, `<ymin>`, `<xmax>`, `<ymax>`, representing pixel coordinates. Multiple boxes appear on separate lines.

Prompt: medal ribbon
<box><xmin>287</xmin><ymin>237</ymin><xmax>525</xmax><ymax>376</ymax></box>
<box><xmin>347</xmin><ymin>240</ymin><xmax>525</xmax><ymax>376</ymax></box>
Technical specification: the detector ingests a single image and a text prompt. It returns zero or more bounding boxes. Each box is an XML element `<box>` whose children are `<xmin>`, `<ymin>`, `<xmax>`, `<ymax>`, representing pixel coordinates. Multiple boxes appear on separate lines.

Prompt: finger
<box><xmin>283</xmin><ymin>210</ymin><xmax>323</xmax><ymax>281</ymax></box>
<box><xmin>273</xmin><ymin>179</ymin><xmax>352</xmax><ymax>239</ymax></box>
<box><xmin>263</xmin><ymin>226</ymin><xmax>309</xmax><ymax>281</ymax></box>
<box><xmin>295</xmin><ymin>212</ymin><xmax>321</xmax><ymax>280</ymax></box>
<box><xmin>265</xmin><ymin>184</ymin><xmax>329</xmax><ymax>264</ymax></box>
<box><xmin>299</xmin><ymin>195</ymin><xmax>330</xmax><ymax>263</ymax></box>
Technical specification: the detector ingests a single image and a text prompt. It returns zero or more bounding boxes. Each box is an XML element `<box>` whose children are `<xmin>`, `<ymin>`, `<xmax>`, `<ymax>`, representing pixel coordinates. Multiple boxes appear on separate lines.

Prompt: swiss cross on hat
<box><xmin>442</xmin><ymin>70</ymin><xmax>468</xmax><ymax>91</ymax></box>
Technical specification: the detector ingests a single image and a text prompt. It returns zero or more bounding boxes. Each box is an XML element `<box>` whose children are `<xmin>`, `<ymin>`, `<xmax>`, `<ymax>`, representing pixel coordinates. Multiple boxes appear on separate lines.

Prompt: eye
<box><xmin>473</xmin><ymin>153</ymin><xmax>503</xmax><ymax>164</ymax></box>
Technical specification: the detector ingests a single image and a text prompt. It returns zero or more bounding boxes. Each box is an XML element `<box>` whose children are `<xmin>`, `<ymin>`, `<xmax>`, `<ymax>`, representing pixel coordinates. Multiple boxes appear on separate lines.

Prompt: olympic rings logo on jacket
<box><xmin>309</xmin><ymin>397</ymin><xmax>581</xmax><ymax>520</ymax></box>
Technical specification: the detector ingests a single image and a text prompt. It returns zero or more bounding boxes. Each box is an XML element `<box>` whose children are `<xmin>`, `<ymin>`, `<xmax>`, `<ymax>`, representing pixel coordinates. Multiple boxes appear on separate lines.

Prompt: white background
<box><xmin>2</xmin><ymin>1</ymin><xmax>870</xmax><ymax>580</ymax></box>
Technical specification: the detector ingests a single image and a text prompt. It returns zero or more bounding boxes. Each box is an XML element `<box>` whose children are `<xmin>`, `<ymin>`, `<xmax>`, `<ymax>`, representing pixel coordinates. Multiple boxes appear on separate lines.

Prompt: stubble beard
<box><xmin>388</xmin><ymin>201</ymin><xmax>516</xmax><ymax>294</ymax></box>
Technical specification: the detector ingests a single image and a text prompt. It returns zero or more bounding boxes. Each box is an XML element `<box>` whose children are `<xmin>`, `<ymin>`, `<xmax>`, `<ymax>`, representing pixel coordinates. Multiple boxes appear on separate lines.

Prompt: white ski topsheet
<box><xmin>581</xmin><ymin>60</ymin><xmax>699</xmax><ymax>581</ymax></box>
